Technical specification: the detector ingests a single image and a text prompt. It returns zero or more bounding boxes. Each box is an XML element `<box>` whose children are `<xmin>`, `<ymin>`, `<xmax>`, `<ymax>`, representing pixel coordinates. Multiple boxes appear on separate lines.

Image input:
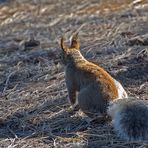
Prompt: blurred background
<box><xmin>0</xmin><ymin>0</ymin><xmax>148</xmax><ymax>147</ymax></box>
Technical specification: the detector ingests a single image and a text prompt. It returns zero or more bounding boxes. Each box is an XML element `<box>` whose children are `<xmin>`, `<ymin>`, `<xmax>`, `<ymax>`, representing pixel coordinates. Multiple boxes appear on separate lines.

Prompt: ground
<box><xmin>0</xmin><ymin>0</ymin><xmax>148</xmax><ymax>147</ymax></box>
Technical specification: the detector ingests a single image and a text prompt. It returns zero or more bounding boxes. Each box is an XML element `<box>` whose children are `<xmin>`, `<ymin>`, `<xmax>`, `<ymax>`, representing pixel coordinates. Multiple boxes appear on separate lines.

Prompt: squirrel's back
<box><xmin>108</xmin><ymin>98</ymin><xmax>148</xmax><ymax>141</ymax></box>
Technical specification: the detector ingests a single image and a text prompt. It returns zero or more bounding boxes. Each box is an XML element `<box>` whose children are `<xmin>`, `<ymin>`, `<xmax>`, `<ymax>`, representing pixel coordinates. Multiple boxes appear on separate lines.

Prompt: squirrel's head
<box><xmin>60</xmin><ymin>33</ymin><xmax>80</xmax><ymax>64</ymax></box>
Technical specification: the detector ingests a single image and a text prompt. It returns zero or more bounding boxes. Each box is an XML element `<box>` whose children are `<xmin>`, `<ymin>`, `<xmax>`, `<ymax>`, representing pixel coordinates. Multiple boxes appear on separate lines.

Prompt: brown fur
<box><xmin>60</xmin><ymin>33</ymin><xmax>118</xmax><ymax>118</ymax></box>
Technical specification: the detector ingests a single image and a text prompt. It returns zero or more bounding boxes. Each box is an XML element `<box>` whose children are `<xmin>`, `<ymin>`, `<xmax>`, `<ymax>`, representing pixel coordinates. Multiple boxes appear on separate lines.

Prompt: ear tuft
<box><xmin>60</xmin><ymin>36</ymin><xmax>67</xmax><ymax>51</ymax></box>
<box><xmin>71</xmin><ymin>32</ymin><xmax>80</xmax><ymax>50</ymax></box>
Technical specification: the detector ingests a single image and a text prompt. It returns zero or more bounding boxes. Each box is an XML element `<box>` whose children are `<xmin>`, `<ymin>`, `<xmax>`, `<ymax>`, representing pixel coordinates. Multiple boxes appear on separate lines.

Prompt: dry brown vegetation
<box><xmin>0</xmin><ymin>0</ymin><xmax>148</xmax><ymax>147</ymax></box>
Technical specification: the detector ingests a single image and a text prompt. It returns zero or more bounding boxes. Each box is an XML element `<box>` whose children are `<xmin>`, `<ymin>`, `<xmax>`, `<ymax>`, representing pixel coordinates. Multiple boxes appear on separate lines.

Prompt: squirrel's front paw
<box><xmin>69</xmin><ymin>104</ymin><xmax>80</xmax><ymax>112</ymax></box>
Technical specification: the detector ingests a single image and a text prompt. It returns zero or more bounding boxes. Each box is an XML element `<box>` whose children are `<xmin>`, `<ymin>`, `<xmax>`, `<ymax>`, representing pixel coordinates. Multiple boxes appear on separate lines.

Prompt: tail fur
<box><xmin>108</xmin><ymin>98</ymin><xmax>148</xmax><ymax>141</ymax></box>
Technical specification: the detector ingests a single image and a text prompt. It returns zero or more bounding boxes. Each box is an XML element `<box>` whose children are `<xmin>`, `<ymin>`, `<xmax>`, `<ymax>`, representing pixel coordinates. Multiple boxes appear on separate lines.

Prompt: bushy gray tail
<box><xmin>108</xmin><ymin>98</ymin><xmax>148</xmax><ymax>141</ymax></box>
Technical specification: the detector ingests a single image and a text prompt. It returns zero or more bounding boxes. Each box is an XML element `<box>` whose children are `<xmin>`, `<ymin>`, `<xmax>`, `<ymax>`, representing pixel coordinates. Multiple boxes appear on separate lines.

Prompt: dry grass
<box><xmin>0</xmin><ymin>0</ymin><xmax>148</xmax><ymax>147</ymax></box>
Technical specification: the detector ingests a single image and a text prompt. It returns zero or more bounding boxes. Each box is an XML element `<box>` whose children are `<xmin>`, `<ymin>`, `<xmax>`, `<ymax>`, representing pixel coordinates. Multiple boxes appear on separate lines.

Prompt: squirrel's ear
<box><xmin>71</xmin><ymin>32</ymin><xmax>80</xmax><ymax>50</ymax></box>
<box><xmin>60</xmin><ymin>36</ymin><xmax>67</xmax><ymax>52</ymax></box>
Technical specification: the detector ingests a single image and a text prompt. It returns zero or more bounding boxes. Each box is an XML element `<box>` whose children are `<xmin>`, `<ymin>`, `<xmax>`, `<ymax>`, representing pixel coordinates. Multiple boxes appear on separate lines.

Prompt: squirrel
<box><xmin>60</xmin><ymin>33</ymin><xmax>148</xmax><ymax>141</ymax></box>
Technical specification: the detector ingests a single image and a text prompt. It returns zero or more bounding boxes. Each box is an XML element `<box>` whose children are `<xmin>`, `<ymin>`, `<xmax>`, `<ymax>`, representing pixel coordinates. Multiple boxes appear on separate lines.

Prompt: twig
<box><xmin>7</xmin><ymin>125</ymin><xmax>18</xmax><ymax>139</ymax></box>
<box><xmin>3</xmin><ymin>71</ymin><xmax>17</xmax><ymax>95</ymax></box>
